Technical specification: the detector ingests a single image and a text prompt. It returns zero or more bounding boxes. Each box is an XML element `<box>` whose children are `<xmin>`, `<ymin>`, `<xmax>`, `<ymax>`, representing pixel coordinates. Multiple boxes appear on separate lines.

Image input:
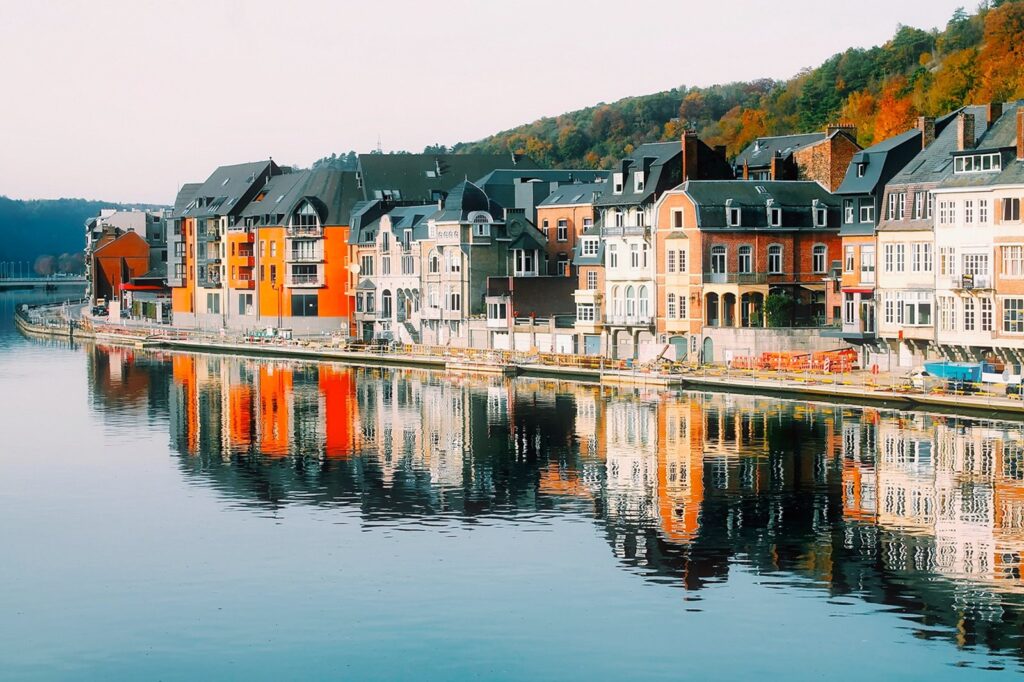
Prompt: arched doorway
<box><xmin>396</xmin><ymin>289</ymin><xmax>407</xmax><ymax>322</ymax></box>
<box><xmin>705</xmin><ymin>293</ymin><xmax>719</xmax><ymax>326</ymax></box>
<box><xmin>702</xmin><ymin>336</ymin><xmax>714</xmax><ymax>364</ymax></box>
<box><xmin>722</xmin><ymin>293</ymin><xmax>736</xmax><ymax>327</ymax></box>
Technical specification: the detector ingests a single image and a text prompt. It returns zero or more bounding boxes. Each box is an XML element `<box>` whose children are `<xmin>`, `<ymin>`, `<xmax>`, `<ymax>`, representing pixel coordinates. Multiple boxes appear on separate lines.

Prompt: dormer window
<box><xmin>813</xmin><ymin>201</ymin><xmax>827</xmax><ymax>227</ymax></box>
<box><xmin>767</xmin><ymin>201</ymin><xmax>781</xmax><ymax>227</ymax></box>
<box><xmin>472</xmin><ymin>216</ymin><xmax>490</xmax><ymax>237</ymax></box>
<box><xmin>291</xmin><ymin>200</ymin><xmax>320</xmax><ymax>232</ymax></box>
<box><xmin>613</xmin><ymin>173</ymin><xmax>624</xmax><ymax>194</ymax></box>
<box><xmin>727</xmin><ymin>201</ymin><xmax>741</xmax><ymax>227</ymax></box>
<box><xmin>856</xmin><ymin>162</ymin><xmax>867</xmax><ymax>177</ymax></box>
<box><xmin>954</xmin><ymin>153</ymin><xmax>1001</xmax><ymax>174</ymax></box>
<box><xmin>581</xmin><ymin>238</ymin><xmax>599</xmax><ymax>256</ymax></box>
<box><xmin>634</xmin><ymin>172</ymin><xmax>645</xmax><ymax>193</ymax></box>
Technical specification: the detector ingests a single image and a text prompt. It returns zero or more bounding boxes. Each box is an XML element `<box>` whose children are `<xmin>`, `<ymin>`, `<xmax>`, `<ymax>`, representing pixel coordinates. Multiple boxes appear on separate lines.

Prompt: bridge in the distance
<box><xmin>0</xmin><ymin>277</ymin><xmax>87</xmax><ymax>291</ymax></box>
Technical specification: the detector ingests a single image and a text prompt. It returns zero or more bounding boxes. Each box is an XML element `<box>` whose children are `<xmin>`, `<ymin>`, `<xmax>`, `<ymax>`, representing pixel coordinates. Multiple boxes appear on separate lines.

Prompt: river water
<box><xmin>2</xmin><ymin>291</ymin><xmax>1024</xmax><ymax>679</ymax></box>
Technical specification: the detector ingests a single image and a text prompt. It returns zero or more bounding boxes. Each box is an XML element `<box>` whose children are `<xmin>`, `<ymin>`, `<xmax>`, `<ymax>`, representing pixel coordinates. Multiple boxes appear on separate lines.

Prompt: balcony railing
<box><xmin>703</xmin><ymin>273</ymin><xmax>769</xmax><ymax>284</ymax></box>
<box><xmin>287</xmin><ymin>273</ymin><xmax>324</xmax><ymax>287</ymax></box>
<box><xmin>603</xmin><ymin>315</ymin><xmax>653</xmax><ymax>326</ymax></box>
<box><xmin>287</xmin><ymin>224</ymin><xmax>323</xmax><ymax>237</ymax></box>
<box><xmin>288</xmin><ymin>251</ymin><xmax>324</xmax><ymax>263</ymax></box>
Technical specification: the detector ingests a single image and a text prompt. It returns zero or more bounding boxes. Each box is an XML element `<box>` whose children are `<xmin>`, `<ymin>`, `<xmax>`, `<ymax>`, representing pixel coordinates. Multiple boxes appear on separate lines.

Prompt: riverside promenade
<box><xmin>14</xmin><ymin>301</ymin><xmax>1024</xmax><ymax>417</ymax></box>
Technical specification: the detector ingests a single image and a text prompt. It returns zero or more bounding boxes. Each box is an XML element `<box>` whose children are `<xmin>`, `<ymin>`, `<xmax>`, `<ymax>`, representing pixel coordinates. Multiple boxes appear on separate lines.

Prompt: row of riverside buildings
<box><xmin>111</xmin><ymin>100</ymin><xmax>1024</xmax><ymax>368</ymax></box>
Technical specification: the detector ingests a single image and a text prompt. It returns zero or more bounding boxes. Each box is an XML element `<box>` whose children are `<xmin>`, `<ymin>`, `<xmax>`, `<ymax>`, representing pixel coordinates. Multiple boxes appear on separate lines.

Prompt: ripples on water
<box><xmin>3</xmin><ymin>291</ymin><xmax>1024</xmax><ymax>678</ymax></box>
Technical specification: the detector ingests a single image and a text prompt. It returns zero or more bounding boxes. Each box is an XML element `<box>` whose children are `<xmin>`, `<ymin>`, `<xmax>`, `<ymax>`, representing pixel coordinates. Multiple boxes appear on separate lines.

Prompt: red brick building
<box><xmin>90</xmin><ymin>231</ymin><xmax>150</xmax><ymax>304</ymax></box>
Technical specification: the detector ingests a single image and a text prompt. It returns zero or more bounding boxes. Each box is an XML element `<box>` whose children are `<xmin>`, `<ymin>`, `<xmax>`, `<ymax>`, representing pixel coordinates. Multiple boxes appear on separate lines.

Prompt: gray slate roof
<box><xmin>172</xmin><ymin>160</ymin><xmax>278</xmax><ymax>219</ymax></box>
<box><xmin>684</xmin><ymin>180</ymin><xmax>841</xmax><ymax>229</ymax></box>
<box><xmin>836</xmin><ymin>129</ymin><xmax>922</xmax><ymax>196</ymax></box>
<box><xmin>733</xmin><ymin>133</ymin><xmax>826</xmax><ymax>169</ymax></box>
<box><xmin>357</xmin><ymin>153</ymin><xmax>537</xmax><ymax>204</ymax></box>
<box><xmin>939</xmin><ymin>102</ymin><xmax>1024</xmax><ymax>189</ymax></box>
<box><xmin>538</xmin><ymin>181</ymin><xmax>607</xmax><ymax>207</ymax></box>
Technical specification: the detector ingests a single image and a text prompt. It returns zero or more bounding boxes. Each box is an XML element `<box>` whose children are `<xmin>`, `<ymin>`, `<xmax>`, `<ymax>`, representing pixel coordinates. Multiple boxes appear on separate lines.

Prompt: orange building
<box><xmin>90</xmin><ymin>231</ymin><xmax>150</xmax><ymax>304</ymax></box>
<box><xmin>168</xmin><ymin>164</ymin><xmax>358</xmax><ymax>334</ymax></box>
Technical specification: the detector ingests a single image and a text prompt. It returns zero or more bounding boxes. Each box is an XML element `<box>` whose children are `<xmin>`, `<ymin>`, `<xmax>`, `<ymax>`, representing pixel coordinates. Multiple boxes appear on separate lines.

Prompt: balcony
<box><xmin>287</xmin><ymin>224</ymin><xmax>323</xmax><ymax>238</ymax></box>
<box><xmin>601</xmin><ymin>225</ymin><xmax>647</xmax><ymax>237</ymax></box>
<box><xmin>703</xmin><ymin>273</ymin><xmax>769</xmax><ymax>284</ymax></box>
<box><xmin>287</xmin><ymin>272</ymin><xmax>324</xmax><ymax>288</ymax></box>
<box><xmin>603</xmin><ymin>315</ymin><xmax>653</xmax><ymax>327</ymax></box>
<box><xmin>957</xmin><ymin>274</ymin><xmax>992</xmax><ymax>290</ymax></box>
<box><xmin>288</xmin><ymin>250</ymin><xmax>325</xmax><ymax>263</ymax></box>
<box><xmin>233</xmin><ymin>255</ymin><xmax>255</xmax><ymax>267</ymax></box>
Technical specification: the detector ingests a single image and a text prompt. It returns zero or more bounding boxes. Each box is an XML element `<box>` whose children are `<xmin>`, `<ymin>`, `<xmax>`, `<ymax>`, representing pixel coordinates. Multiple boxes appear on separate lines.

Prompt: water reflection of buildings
<box><xmin>85</xmin><ymin>344</ymin><xmax>1024</xmax><ymax>667</ymax></box>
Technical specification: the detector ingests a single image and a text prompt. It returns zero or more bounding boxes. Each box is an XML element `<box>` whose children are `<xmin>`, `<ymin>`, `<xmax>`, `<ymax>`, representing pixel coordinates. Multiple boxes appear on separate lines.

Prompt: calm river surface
<box><xmin>2</xmin><ymin>292</ymin><xmax>1024</xmax><ymax>679</ymax></box>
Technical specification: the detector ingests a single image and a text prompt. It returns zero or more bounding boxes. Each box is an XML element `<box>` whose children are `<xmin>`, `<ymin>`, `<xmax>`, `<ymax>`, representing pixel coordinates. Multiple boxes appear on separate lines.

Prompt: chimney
<box><xmin>1018</xmin><ymin>106</ymin><xmax>1024</xmax><ymax>161</ymax></box>
<box><xmin>742</xmin><ymin>160</ymin><xmax>749</xmax><ymax>180</ymax></box>
<box><xmin>681</xmin><ymin>130</ymin><xmax>699</xmax><ymax>181</ymax></box>
<box><xmin>826</xmin><ymin>123</ymin><xmax>857</xmax><ymax>139</ymax></box>
<box><xmin>769</xmin><ymin>151</ymin><xmax>783</xmax><ymax>180</ymax></box>
<box><xmin>918</xmin><ymin>116</ymin><xmax>936</xmax><ymax>150</ymax></box>
<box><xmin>957</xmin><ymin>112</ymin><xmax>976</xmax><ymax>151</ymax></box>
<box><xmin>987</xmin><ymin>102</ymin><xmax>1003</xmax><ymax>129</ymax></box>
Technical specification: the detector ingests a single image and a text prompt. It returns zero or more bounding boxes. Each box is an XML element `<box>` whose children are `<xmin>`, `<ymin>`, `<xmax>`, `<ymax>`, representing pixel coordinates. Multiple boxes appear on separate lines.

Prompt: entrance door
<box><xmin>702</xmin><ymin>336</ymin><xmax>714</xmax><ymax>364</ymax></box>
<box><xmin>670</xmin><ymin>336</ymin><xmax>687</xmax><ymax>361</ymax></box>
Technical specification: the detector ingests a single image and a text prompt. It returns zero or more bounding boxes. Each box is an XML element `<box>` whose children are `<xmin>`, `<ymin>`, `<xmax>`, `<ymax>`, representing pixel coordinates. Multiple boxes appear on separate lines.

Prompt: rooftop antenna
<box><xmin>376</xmin><ymin>135</ymin><xmax>383</xmax><ymax>154</ymax></box>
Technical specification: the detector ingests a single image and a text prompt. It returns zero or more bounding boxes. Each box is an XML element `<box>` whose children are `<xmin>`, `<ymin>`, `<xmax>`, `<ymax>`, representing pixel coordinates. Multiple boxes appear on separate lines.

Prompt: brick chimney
<box><xmin>826</xmin><ymin>123</ymin><xmax>857</xmax><ymax>139</ymax></box>
<box><xmin>681</xmin><ymin>130</ymin><xmax>699</xmax><ymax>181</ymax></box>
<box><xmin>918</xmin><ymin>116</ymin><xmax>935</xmax><ymax>150</ymax></box>
<box><xmin>957</xmin><ymin>112</ymin><xmax>976</xmax><ymax>151</ymax></box>
<box><xmin>1018</xmin><ymin>106</ymin><xmax>1024</xmax><ymax>161</ymax></box>
<box><xmin>742</xmin><ymin>160</ymin><xmax>749</xmax><ymax>180</ymax></box>
<box><xmin>987</xmin><ymin>102</ymin><xmax>1003</xmax><ymax>129</ymax></box>
<box><xmin>769</xmin><ymin>151</ymin><xmax>783</xmax><ymax>180</ymax></box>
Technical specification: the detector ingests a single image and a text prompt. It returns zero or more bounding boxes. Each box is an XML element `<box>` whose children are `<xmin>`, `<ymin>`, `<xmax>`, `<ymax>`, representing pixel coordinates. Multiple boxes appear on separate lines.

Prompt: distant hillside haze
<box><xmin>0</xmin><ymin>196</ymin><xmax>166</xmax><ymax>269</ymax></box>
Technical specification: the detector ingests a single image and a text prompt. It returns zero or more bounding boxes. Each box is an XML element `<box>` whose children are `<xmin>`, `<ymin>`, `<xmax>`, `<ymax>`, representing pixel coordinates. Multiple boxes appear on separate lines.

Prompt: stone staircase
<box><xmin>401</xmin><ymin>321</ymin><xmax>420</xmax><ymax>345</ymax></box>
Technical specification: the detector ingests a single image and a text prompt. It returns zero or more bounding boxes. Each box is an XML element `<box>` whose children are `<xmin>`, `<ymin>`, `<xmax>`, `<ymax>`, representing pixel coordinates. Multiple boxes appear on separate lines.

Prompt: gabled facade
<box><xmin>655</xmin><ymin>180</ymin><xmax>841</xmax><ymax>361</ymax></box>
<box><xmin>587</xmin><ymin>133</ymin><xmax>733</xmax><ymax>359</ymax></box>
<box><xmin>535</xmin><ymin>181</ymin><xmax>604</xmax><ymax>277</ymax></box>
<box><xmin>931</xmin><ymin>102</ymin><xmax>1024</xmax><ymax>363</ymax></box>
<box><xmin>832</xmin><ymin>128</ymin><xmax>923</xmax><ymax>358</ymax></box>
<box><xmin>874</xmin><ymin>107</ymin><xmax>988</xmax><ymax>367</ymax></box>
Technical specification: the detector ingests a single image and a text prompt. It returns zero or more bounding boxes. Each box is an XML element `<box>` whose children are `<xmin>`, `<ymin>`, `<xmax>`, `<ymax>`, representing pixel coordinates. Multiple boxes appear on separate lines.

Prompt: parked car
<box><xmin>91</xmin><ymin>304</ymin><xmax>108</xmax><ymax>317</ymax></box>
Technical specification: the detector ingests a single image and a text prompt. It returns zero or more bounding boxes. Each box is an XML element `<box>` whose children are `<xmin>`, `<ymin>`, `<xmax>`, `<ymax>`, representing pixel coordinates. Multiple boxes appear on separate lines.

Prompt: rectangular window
<box><xmin>860</xmin><ymin>245</ymin><xmax>875</xmax><ymax>284</ymax></box>
<box><xmin>360</xmin><ymin>255</ymin><xmax>374</xmax><ymax>276</ymax></box>
<box><xmin>888</xmin><ymin>193</ymin><xmax>897</xmax><ymax>220</ymax></box>
<box><xmin>1002</xmin><ymin>245</ymin><xmax>1024</xmax><ymax>277</ymax></box>
<box><xmin>927</xmin><ymin>192</ymin><xmax>934</xmax><ymax>219</ymax></box>
<box><xmin>939</xmin><ymin>201</ymin><xmax>948</xmax><ymax>226</ymax></box>
<box><xmin>1004</xmin><ymin>198</ymin><xmax>1022</xmax><ymax>222</ymax></box>
<box><xmin>260</xmin><ymin>240</ymin><xmax>266</xmax><ymax>257</ymax></box>
<box><xmin>982</xmin><ymin>297</ymin><xmax>993</xmax><ymax>331</ymax></box>
<box><xmin>728</xmin><ymin>207</ymin><xmax>741</xmax><ymax>226</ymax></box>
<box><xmin>672</xmin><ymin>210</ymin><xmax>684</xmax><ymax>229</ymax></box>
<box><xmin>939</xmin><ymin>296</ymin><xmax>956</xmax><ymax>332</ymax></box>
<box><xmin>923</xmin><ymin>243</ymin><xmax>933</xmax><ymax>272</ymax></box>
<box><xmin>587</xmin><ymin>271</ymin><xmax>598</xmax><ymax>290</ymax></box>
<box><xmin>270</xmin><ymin>264</ymin><xmax>277</xmax><ymax>284</ymax></box>
<box><xmin>270</xmin><ymin>241</ymin><xmax>277</xmax><ymax>258</ymax></box>
<box><xmin>678</xmin><ymin>250</ymin><xmax>687</xmax><ymax>272</ymax></box>
<box><xmin>980</xmin><ymin>199</ymin><xmax>989</xmax><ymax>224</ymax></box>
<box><xmin>897</xmin><ymin>193</ymin><xmax>906</xmax><ymax>220</ymax></box>
<box><xmin>844</xmin><ymin>293</ymin><xmax>855</xmax><ymax>325</ymax></box>
<box><xmin>583</xmin><ymin>217</ymin><xmax>593</xmax><ymax>230</ymax></box>
<box><xmin>965</xmin><ymin>200</ymin><xmax>975</xmax><ymax>224</ymax></box>
<box><xmin>913</xmin><ymin>192</ymin><xmax>923</xmax><ymax>219</ymax></box>
<box><xmin>556</xmin><ymin>219</ymin><xmax>568</xmax><ymax>242</ymax></box>
<box><xmin>843</xmin><ymin>199</ymin><xmax>854</xmax><ymax>224</ymax></box>
<box><xmin>884</xmin><ymin>296</ymin><xmax>893</xmax><ymax>325</ymax></box>
<box><xmin>576</xmin><ymin>303</ymin><xmax>595</xmax><ymax>322</ymax></box>
<box><xmin>738</xmin><ymin>247</ymin><xmax>752</xmax><ymax>274</ymax></box>
<box><xmin>382</xmin><ymin>256</ymin><xmax>391</xmax><ymax>275</ymax></box>
<box><xmin>634</xmin><ymin>173</ymin><xmax>645</xmax><ymax>193</ymax></box>
<box><xmin>962</xmin><ymin>253</ymin><xmax>989</xmax><ymax>276</ymax></box>
<box><xmin>895</xmin><ymin>244</ymin><xmax>905</xmax><ymax>272</ymax></box>
<box><xmin>667</xmin><ymin>250</ymin><xmax>676</xmax><ymax>273</ymax></box>
<box><xmin>859</xmin><ymin>199</ymin><xmax>874</xmax><ymax>223</ymax></box>
<box><xmin>582</xmin><ymin>239</ymin><xmax>598</xmax><ymax>256</ymax></box>
<box><xmin>964</xmin><ymin>297</ymin><xmax>975</xmax><ymax>331</ymax></box>
<box><xmin>845</xmin><ymin>246</ymin><xmax>855</xmax><ymax>273</ymax></box>
<box><xmin>1004</xmin><ymin>298</ymin><xmax>1024</xmax><ymax>333</ymax></box>
<box><xmin>630</xmin><ymin>244</ymin><xmax>640</xmax><ymax>268</ymax></box>
<box><xmin>767</xmin><ymin>246</ymin><xmax>782</xmax><ymax>274</ymax></box>
<box><xmin>613</xmin><ymin>173</ymin><xmax>623</xmax><ymax>194</ymax></box>
<box><xmin>769</xmin><ymin>207</ymin><xmax>782</xmax><ymax>227</ymax></box>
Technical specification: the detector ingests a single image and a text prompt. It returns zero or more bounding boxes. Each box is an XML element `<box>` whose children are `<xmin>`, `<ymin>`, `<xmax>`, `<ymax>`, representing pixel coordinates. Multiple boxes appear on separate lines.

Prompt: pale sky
<box><xmin>0</xmin><ymin>0</ymin><xmax>967</xmax><ymax>205</ymax></box>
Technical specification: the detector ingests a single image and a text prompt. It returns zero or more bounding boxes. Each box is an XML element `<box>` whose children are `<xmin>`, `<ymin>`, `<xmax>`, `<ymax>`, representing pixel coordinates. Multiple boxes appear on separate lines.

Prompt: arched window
<box><xmin>812</xmin><ymin>244</ymin><xmax>827</xmax><ymax>274</ymax></box>
<box><xmin>625</xmin><ymin>285</ymin><xmax>636</xmax><ymax>317</ymax></box>
<box><xmin>738</xmin><ymin>245</ymin><xmax>752</xmax><ymax>274</ymax></box>
<box><xmin>638</xmin><ymin>285</ymin><xmax>649</xmax><ymax>318</ymax></box>
<box><xmin>292</xmin><ymin>200</ymin><xmax>319</xmax><ymax>230</ymax></box>
<box><xmin>609</xmin><ymin>243</ymin><xmax>618</xmax><ymax>268</ymax></box>
<box><xmin>381</xmin><ymin>290</ymin><xmax>393</xmax><ymax>319</ymax></box>
<box><xmin>428</xmin><ymin>250</ymin><xmax>440</xmax><ymax>274</ymax></box>
<box><xmin>768</xmin><ymin>244</ymin><xmax>783</xmax><ymax>274</ymax></box>
<box><xmin>611</xmin><ymin>285</ymin><xmax>621</xmax><ymax>317</ymax></box>
<box><xmin>711</xmin><ymin>245</ymin><xmax>726</xmax><ymax>274</ymax></box>
<box><xmin>612</xmin><ymin>210</ymin><xmax>624</xmax><ymax>227</ymax></box>
<box><xmin>667</xmin><ymin>293</ymin><xmax>677</xmax><ymax>319</ymax></box>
